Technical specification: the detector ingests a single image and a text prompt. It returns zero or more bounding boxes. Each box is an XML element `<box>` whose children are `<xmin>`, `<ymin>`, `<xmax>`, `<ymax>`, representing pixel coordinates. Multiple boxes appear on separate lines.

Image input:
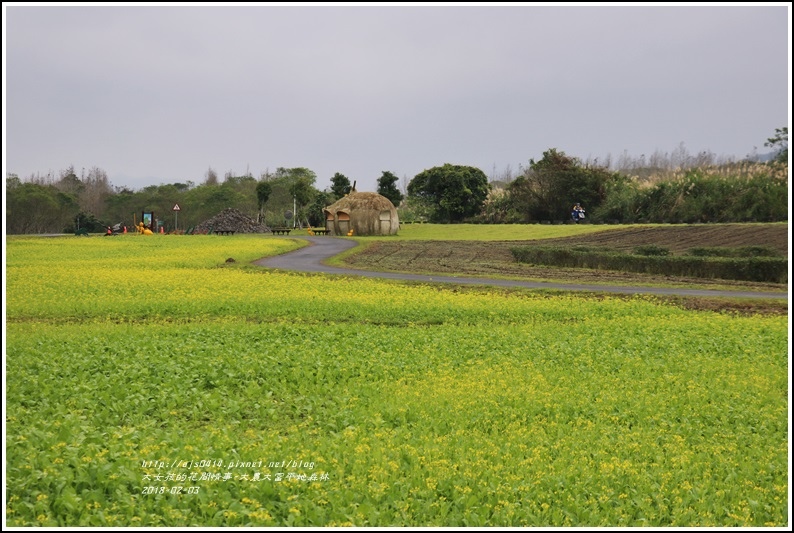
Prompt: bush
<box><xmin>686</xmin><ymin>246</ymin><xmax>781</xmax><ymax>258</ymax></box>
<box><xmin>587</xmin><ymin>164</ymin><xmax>788</xmax><ymax>224</ymax></box>
<box><xmin>633</xmin><ymin>245</ymin><xmax>671</xmax><ymax>256</ymax></box>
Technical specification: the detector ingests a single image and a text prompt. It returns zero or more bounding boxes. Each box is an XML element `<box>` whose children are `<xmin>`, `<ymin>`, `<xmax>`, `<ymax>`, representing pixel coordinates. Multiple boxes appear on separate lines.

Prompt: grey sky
<box><xmin>4</xmin><ymin>3</ymin><xmax>790</xmax><ymax>193</ymax></box>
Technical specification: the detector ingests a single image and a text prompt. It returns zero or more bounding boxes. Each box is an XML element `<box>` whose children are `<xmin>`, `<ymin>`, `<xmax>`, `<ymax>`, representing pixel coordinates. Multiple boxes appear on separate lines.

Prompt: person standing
<box><xmin>571</xmin><ymin>203</ymin><xmax>585</xmax><ymax>222</ymax></box>
<box><xmin>571</xmin><ymin>203</ymin><xmax>580</xmax><ymax>221</ymax></box>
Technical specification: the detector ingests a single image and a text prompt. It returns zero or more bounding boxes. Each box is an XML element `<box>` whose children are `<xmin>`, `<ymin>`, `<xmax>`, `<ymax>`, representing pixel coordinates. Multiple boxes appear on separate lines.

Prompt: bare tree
<box><xmin>81</xmin><ymin>166</ymin><xmax>112</xmax><ymax>215</ymax></box>
<box><xmin>55</xmin><ymin>166</ymin><xmax>82</xmax><ymax>195</ymax></box>
<box><xmin>649</xmin><ymin>149</ymin><xmax>668</xmax><ymax>170</ymax></box>
<box><xmin>204</xmin><ymin>166</ymin><xmax>218</xmax><ymax>185</ymax></box>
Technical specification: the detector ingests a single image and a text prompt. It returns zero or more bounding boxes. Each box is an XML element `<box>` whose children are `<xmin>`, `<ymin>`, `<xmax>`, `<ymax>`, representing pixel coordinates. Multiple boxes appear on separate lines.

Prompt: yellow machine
<box><xmin>137</xmin><ymin>222</ymin><xmax>154</xmax><ymax>235</ymax></box>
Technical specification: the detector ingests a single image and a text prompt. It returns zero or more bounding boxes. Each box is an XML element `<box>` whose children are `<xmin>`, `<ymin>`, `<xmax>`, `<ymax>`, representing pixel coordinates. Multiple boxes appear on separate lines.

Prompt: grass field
<box><xmin>356</xmin><ymin>222</ymin><xmax>620</xmax><ymax>241</ymax></box>
<box><xmin>4</xmin><ymin>232</ymin><xmax>790</xmax><ymax>526</ymax></box>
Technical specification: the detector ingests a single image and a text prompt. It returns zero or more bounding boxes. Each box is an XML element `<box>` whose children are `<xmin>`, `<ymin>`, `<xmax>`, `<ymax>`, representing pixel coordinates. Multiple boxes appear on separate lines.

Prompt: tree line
<box><xmin>472</xmin><ymin>149</ymin><xmax>788</xmax><ymax>225</ymax></box>
<box><xmin>5</xmin><ymin>166</ymin><xmax>404</xmax><ymax>234</ymax></box>
<box><xmin>5</xmin><ymin>128</ymin><xmax>788</xmax><ymax>233</ymax></box>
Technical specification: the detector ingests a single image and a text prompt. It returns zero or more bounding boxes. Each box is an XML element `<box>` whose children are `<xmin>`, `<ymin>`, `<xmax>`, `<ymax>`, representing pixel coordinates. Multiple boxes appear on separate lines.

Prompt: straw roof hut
<box><xmin>323</xmin><ymin>191</ymin><xmax>399</xmax><ymax>236</ymax></box>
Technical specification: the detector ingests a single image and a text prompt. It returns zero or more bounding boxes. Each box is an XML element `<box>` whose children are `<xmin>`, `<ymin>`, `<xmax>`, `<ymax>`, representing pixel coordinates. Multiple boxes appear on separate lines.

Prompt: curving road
<box><xmin>254</xmin><ymin>236</ymin><xmax>789</xmax><ymax>300</ymax></box>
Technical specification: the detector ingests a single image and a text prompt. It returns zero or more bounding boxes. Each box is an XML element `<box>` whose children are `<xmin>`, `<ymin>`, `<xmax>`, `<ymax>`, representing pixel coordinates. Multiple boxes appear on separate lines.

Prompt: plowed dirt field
<box><xmin>523</xmin><ymin>224</ymin><xmax>789</xmax><ymax>255</ymax></box>
<box><xmin>341</xmin><ymin>223</ymin><xmax>789</xmax><ymax>315</ymax></box>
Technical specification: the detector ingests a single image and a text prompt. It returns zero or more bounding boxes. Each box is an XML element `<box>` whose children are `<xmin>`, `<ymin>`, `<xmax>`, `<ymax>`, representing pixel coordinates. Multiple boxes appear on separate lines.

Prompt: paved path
<box><xmin>255</xmin><ymin>236</ymin><xmax>789</xmax><ymax>300</ymax></box>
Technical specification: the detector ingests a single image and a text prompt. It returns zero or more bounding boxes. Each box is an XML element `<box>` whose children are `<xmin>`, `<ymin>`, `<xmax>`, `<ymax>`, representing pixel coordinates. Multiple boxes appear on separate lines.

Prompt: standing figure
<box><xmin>571</xmin><ymin>203</ymin><xmax>585</xmax><ymax>222</ymax></box>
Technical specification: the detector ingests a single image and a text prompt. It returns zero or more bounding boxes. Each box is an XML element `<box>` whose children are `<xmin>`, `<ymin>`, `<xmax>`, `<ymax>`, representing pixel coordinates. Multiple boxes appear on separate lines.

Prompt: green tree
<box><xmin>330</xmin><ymin>172</ymin><xmax>352</xmax><ymax>200</ymax></box>
<box><xmin>407</xmin><ymin>164</ymin><xmax>489</xmax><ymax>222</ymax></box>
<box><xmin>510</xmin><ymin>148</ymin><xmax>618</xmax><ymax>222</ymax></box>
<box><xmin>396</xmin><ymin>194</ymin><xmax>435</xmax><ymax>224</ymax></box>
<box><xmin>289</xmin><ymin>177</ymin><xmax>316</xmax><ymax>226</ymax></box>
<box><xmin>377</xmin><ymin>171</ymin><xmax>404</xmax><ymax>207</ymax></box>
<box><xmin>307</xmin><ymin>190</ymin><xmax>333</xmax><ymax>227</ymax></box>
<box><xmin>764</xmin><ymin>126</ymin><xmax>788</xmax><ymax>164</ymax></box>
<box><xmin>5</xmin><ymin>182</ymin><xmax>78</xmax><ymax>234</ymax></box>
<box><xmin>181</xmin><ymin>183</ymin><xmax>248</xmax><ymax>228</ymax></box>
<box><xmin>257</xmin><ymin>168</ymin><xmax>318</xmax><ymax>227</ymax></box>
<box><xmin>256</xmin><ymin>181</ymin><xmax>272</xmax><ymax>223</ymax></box>
<box><xmin>104</xmin><ymin>187</ymin><xmax>140</xmax><ymax>229</ymax></box>
<box><xmin>70</xmin><ymin>211</ymin><xmax>105</xmax><ymax>233</ymax></box>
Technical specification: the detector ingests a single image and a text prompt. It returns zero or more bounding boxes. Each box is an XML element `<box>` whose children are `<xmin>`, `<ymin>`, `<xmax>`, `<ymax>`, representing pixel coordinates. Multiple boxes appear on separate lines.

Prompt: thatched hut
<box><xmin>323</xmin><ymin>191</ymin><xmax>399</xmax><ymax>236</ymax></box>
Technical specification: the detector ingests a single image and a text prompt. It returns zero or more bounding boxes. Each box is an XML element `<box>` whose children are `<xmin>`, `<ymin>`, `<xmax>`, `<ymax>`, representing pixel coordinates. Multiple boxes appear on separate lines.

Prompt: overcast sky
<box><xmin>3</xmin><ymin>3</ymin><xmax>791</xmax><ymax>193</ymax></box>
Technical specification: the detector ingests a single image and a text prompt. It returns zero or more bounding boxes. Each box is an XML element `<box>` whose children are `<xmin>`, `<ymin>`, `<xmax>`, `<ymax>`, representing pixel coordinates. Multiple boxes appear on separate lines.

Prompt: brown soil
<box><xmin>342</xmin><ymin>223</ymin><xmax>789</xmax><ymax>316</ymax></box>
<box><xmin>529</xmin><ymin>224</ymin><xmax>789</xmax><ymax>255</ymax></box>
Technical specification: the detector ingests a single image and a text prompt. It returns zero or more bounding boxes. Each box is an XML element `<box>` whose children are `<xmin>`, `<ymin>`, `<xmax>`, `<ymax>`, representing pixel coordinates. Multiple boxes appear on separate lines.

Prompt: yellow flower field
<box><xmin>5</xmin><ymin>235</ymin><xmax>789</xmax><ymax>526</ymax></box>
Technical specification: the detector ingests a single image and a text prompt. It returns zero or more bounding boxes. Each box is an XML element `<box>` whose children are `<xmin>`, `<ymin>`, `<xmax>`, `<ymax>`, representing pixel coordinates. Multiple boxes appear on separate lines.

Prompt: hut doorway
<box><xmin>379</xmin><ymin>210</ymin><xmax>392</xmax><ymax>234</ymax></box>
<box><xmin>337</xmin><ymin>211</ymin><xmax>350</xmax><ymax>235</ymax></box>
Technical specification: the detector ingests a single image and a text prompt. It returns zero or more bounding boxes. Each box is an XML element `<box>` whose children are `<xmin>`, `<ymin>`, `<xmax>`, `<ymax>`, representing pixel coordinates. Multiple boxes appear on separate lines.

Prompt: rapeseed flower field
<box><xmin>5</xmin><ymin>235</ymin><xmax>788</xmax><ymax>526</ymax></box>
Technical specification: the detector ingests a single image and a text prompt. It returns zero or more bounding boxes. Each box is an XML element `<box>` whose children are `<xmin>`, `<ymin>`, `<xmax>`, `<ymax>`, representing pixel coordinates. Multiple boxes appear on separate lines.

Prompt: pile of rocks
<box><xmin>192</xmin><ymin>208</ymin><xmax>270</xmax><ymax>234</ymax></box>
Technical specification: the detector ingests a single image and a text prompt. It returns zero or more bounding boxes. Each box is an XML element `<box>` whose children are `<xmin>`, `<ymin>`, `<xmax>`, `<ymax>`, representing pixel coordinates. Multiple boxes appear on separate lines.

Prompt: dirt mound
<box><xmin>192</xmin><ymin>208</ymin><xmax>270</xmax><ymax>234</ymax></box>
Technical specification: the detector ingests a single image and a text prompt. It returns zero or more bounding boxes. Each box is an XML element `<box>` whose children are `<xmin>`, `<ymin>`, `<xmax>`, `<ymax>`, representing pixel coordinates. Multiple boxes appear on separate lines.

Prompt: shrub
<box><xmin>686</xmin><ymin>246</ymin><xmax>781</xmax><ymax>258</ymax></box>
<box><xmin>511</xmin><ymin>246</ymin><xmax>788</xmax><ymax>283</ymax></box>
<box><xmin>633</xmin><ymin>245</ymin><xmax>671</xmax><ymax>256</ymax></box>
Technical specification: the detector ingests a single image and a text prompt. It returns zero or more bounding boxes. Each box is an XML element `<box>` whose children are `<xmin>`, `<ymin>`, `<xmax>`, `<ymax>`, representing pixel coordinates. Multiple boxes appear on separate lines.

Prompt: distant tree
<box><xmin>279</xmin><ymin>167</ymin><xmax>317</xmax><ymax>185</ymax></box>
<box><xmin>256</xmin><ymin>167</ymin><xmax>319</xmax><ymax>227</ymax></box>
<box><xmin>81</xmin><ymin>166</ymin><xmax>112</xmax><ymax>216</ymax></box>
<box><xmin>397</xmin><ymin>194</ymin><xmax>435</xmax><ymax>224</ymax></box>
<box><xmin>55</xmin><ymin>166</ymin><xmax>83</xmax><ymax>196</ymax></box>
<box><xmin>70</xmin><ymin>211</ymin><xmax>105</xmax><ymax>233</ymax></box>
<box><xmin>407</xmin><ymin>164</ymin><xmax>489</xmax><ymax>222</ymax></box>
<box><xmin>224</xmin><ymin>174</ymin><xmax>257</xmax><ymax>187</ymax></box>
<box><xmin>256</xmin><ymin>181</ymin><xmax>272</xmax><ymax>223</ymax></box>
<box><xmin>197</xmin><ymin>184</ymin><xmax>247</xmax><ymax>220</ymax></box>
<box><xmin>307</xmin><ymin>190</ymin><xmax>333</xmax><ymax>227</ymax></box>
<box><xmin>509</xmin><ymin>148</ymin><xmax>616</xmax><ymax>222</ymax></box>
<box><xmin>104</xmin><ymin>186</ymin><xmax>139</xmax><ymax>227</ymax></box>
<box><xmin>330</xmin><ymin>173</ymin><xmax>352</xmax><ymax>200</ymax></box>
<box><xmin>289</xmin><ymin>176</ymin><xmax>316</xmax><ymax>227</ymax></box>
<box><xmin>377</xmin><ymin>171</ymin><xmax>404</xmax><ymax>207</ymax></box>
<box><xmin>5</xmin><ymin>182</ymin><xmax>78</xmax><ymax>234</ymax></box>
<box><xmin>764</xmin><ymin>126</ymin><xmax>788</xmax><ymax>164</ymax></box>
<box><xmin>204</xmin><ymin>166</ymin><xmax>219</xmax><ymax>186</ymax></box>
<box><xmin>6</xmin><ymin>173</ymin><xmax>21</xmax><ymax>189</ymax></box>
